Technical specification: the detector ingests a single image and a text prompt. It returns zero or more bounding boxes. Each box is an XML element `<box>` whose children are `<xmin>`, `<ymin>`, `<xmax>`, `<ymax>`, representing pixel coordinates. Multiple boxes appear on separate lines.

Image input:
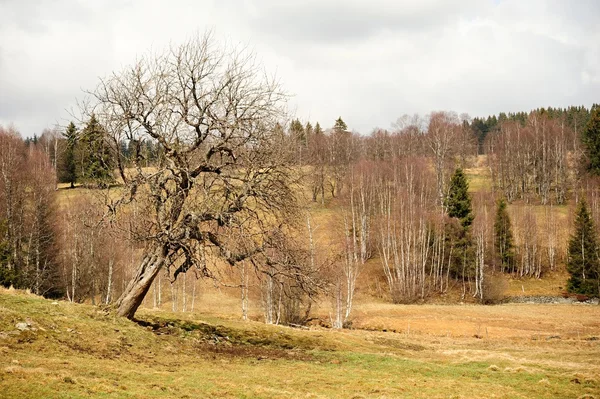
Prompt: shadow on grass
<box><xmin>133</xmin><ymin>316</ymin><xmax>334</xmax><ymax>361</ymax></box>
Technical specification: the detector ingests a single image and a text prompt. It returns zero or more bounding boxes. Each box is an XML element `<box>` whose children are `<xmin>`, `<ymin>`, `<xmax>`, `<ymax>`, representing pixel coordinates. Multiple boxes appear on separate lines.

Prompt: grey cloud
<box><xmin>0</xmin><ymin>0</ymin><xmax>599</xmax><ymax>136</ymax></box>
<box><xmin>243</xmin><ymin>0</ymin><xmax>482</xmax><ymax>45</ymax></box>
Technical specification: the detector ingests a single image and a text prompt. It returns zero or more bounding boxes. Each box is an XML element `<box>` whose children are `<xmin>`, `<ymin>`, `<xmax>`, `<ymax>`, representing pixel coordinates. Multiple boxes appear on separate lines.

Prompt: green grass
<box><xmin>1</xmin><ymin>289</ymin><xmax>599</xmax><ymax>398</ymax></box>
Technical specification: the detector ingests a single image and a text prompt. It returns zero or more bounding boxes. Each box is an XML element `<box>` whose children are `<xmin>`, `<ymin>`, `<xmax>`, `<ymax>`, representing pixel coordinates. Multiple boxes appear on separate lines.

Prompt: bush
<box><xmin>390</xmin><ymin>284</ymin><xmax>422</xmax><ymax>304</ymax></box>
<box><xmin>481</xmin><ymin>273</ymin><xmax>508</xmax><ymax>304</ymax></box>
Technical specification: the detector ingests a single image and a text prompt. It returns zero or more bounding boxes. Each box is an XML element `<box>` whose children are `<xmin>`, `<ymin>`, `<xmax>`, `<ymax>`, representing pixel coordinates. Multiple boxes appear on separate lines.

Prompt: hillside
<box><xmin>47</xmin><ymin>158</ymin><xmax>582</xmax><ymax>325</ymax></box>
<box><xmin>1</xmin><ymin>288</ymin><xmax>599</xmax><ymax>398</ymax></box>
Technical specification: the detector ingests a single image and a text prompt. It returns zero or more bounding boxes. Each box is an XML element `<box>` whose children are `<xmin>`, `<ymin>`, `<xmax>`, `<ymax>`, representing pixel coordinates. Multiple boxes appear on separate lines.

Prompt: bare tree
<box><xmin>330</xmin><ymin>163</ymin><xmax>374</xmax><ymax>328</ymax></box>
<box><xmin>85</xmin><ymin>32</ymin><xmax>307</xmax><ymax>319</ymax></box>
<box><xmin>377</xmin><ymin>158</ymin><xmax>435</xmax><ymax>302</ymax></box>
<box><xmin>426</xmin><ymin>112</ymin><xmax>461</xmax><ymax>207</ymax></box>
<box><xmin>486</xmin><ymin>112</ymin><xmax>574</xmax><ymax>204</ymax></box>
<box><xmin>0</xmin><ymin>126</ymin><xmax>60</xmax><ymax>295</ymax></box>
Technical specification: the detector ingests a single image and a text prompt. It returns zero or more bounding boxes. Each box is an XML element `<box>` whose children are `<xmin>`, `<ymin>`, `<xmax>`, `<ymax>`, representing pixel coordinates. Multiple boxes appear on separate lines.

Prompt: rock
<box><xmin>51</xmin><ymin>301</ymin><xmax>59</xmax><ymax>305</ymax></box>
<box><xmin>15</xmin><ymin>322</ymin><xmax>30</xmax><ymax>331</ymax></box>
<box><xmin>505</xmin><ymin>295</ymin><xmax>579</xmax><ymax>304</ymax></box>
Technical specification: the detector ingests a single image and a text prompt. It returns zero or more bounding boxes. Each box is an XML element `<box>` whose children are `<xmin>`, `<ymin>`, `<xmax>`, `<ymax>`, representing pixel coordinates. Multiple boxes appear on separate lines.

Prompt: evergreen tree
<box><xmin>566</xmin><ymin>199</ymin><xmax>600</xmax><ymax>296</ymax></box>
<box><xmin>445</xmin><ymin>168</ymin><xmax>474</xmax><ymax>228</ymax></box>
<box><xmin>142</xmin><ymin>139</ymin><xmax>160</xmax><ymax>166</ymax></box>
<box><xmin>59</xmin><ymin>122</ymin><xmax>78</xmax><ymax>188</ymax></box>
<box><xmin>494</xmin><ymin>197</ymin><xmax>515</xmax><ymax>273</ymax></box>
<box><xmin>289</xmin><ymin>119</ymin><xmax>305</xmax><ymax>140</ymax></box>
<box><xmin>80</xmin><ymin>115</ymin><xmax>114</xmax><ymax>187</ymax></box>
<box><xmin>0</xmin><ymin>220</ymin><xmax>14</xmax><ymax>287</ymax></box>
<box><xmin>305</xmin><ymin>122</ymin><xmax>313</xmax><ymax>135</ymax></box>
<box><xmin>444</xmin><ymin>168</ymin><xmax>475</xmax><ymax>280</ymax></box>
<box><xmin>583</xmin><ymin>106</ymin><xmax>600</xmax><ymax>174</ymax></box>
<box><xmin>304</xmin><ymin>122</ymin><xmax>314</xmax><ymax>148</ymax></box>
<box><xmin>314</xmin><ymin>122</ymin><xmax>323</xmax><ymax>135</ymax></box>
<box><xmin>334</xmin><ymin>117</ymin><xmax>347</xmax><ymax>132</ymax></box>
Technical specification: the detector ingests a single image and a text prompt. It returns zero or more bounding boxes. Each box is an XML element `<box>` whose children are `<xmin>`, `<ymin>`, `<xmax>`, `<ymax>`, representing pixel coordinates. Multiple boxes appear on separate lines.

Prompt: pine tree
<box><xmin>445</xmin><ymin>168</ymin><xmax>474</xmax><ymax>228</ymax></box>
<box><xmin>566</xmin><ymin>199</ymin><xmax>600</xmax><ymax>296</ymax></box>
<box><xmin>59</xmin><ymin>122</ymin><xmax>78</xmax><ymax>188</ymax></box>
<box><xmin>80</xmin><ymin>115</ymin><xmax>114</xmax><ymax>187</ymax></box>
<box><xmin>582</xmin><ymin>106</ymin><xmax>600</xmax><ymax>174</ymax></box>
<box><xmin>494</xmin><ymin>197</ymin><xmax>515</xmax><ymax>273</ymax></box>
<box><xmin>334</xmin><ymin>117</ymin><xmax>347</xmax><ymax>132</ymax></box>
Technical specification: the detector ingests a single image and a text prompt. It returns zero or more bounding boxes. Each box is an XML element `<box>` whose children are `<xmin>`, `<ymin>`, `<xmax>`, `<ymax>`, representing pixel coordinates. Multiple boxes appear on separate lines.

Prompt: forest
<box><xmin>1</xmin><ymin>35</ymin><xmax>600</xmax><ymax>328</ymax></box>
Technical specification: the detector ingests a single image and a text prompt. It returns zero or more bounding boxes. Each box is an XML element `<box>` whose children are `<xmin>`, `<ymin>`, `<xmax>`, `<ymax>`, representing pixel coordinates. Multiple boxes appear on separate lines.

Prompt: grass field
<box><xmin>1</xmin><ymin>288</ymin><xmax>599</xmax><ymax>399</ymax></box>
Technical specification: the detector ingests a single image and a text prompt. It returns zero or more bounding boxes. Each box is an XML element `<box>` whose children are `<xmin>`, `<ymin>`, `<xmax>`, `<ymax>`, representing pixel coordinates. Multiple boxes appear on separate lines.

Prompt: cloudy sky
<box><xmin>0</xmin><ymin>0</ymin><xmax>599</xmax><ymax>136</ymax></box>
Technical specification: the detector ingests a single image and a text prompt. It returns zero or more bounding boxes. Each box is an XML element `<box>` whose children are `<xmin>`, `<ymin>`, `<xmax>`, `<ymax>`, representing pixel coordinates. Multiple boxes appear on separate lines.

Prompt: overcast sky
<box><xmin>0</xmin><ymin>0</ymin><xmax>599</xmax><ymax>136</ymax></box>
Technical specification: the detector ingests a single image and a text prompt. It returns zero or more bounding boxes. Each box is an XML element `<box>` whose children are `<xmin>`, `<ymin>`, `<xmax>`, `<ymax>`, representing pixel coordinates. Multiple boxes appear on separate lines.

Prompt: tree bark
<box><xmin>116</xmin><ymin>249</ymin><xmax>165</xmax><ymax>319</ymax></box>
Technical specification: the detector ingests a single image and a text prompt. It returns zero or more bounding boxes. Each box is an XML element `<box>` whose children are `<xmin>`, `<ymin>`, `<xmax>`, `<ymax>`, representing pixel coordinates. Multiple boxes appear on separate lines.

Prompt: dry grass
<box><xmin>505</xmin><ymin>270</ymin><xmax>571</xmax><ymax>296</ymax></box>
<box><xmin>1</xmin><ymin>288</ymin><xmax>599</xmax><ymax>398</ymax></box>
<box><xmin>464</xmin><ymin>166</ymin><xmax>492</xmax><ymax>193</ymax></box>
<box><xmin>351</xmin><ymin>301</ymin><xmax>600</xmax><ymax>340</ymax></box>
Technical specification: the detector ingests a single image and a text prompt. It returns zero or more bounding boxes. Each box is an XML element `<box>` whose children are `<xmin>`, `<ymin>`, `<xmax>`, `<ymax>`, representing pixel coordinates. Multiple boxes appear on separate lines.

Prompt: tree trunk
<box><xmin>116</xmin><ymin>250</ymin><xmax>165</xmax><ymax>319</ymax></box>
<box><xmin>105</xmin><ymin>258</ymin><xmax>114</xmax><ymax>304</ymax></box>
<box><xmin>182</xmin><ymin>273</ymin><xmax>187</xmax><ymax>312</ymax></box>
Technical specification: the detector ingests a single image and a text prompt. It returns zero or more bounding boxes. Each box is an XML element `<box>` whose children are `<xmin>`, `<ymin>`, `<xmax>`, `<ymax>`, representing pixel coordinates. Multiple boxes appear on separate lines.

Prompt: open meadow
<box><xmin>1</xmin><ymin>287</ymin><xmax>599</xmax><ymax>399</ymax></box>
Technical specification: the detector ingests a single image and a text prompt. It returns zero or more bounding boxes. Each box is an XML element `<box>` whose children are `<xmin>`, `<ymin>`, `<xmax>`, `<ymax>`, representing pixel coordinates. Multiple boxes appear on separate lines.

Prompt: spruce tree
<box><xmin>494</xmin><ymin>197</ymin><xmax>515</xmax><ymax>273</ymax></box>
<box><xmin>60</xmin><ymin>122</ymin><xmax>78</xmax><ymax>188</ymax></box>
<box><xmin>334</xmin><ymin>117</ymin><xmax>347</xmax><ymax>132</ymax></box>
<box><xmin>582</xmin><ymin>106</ymin><xmax>600</xmax><ymax>174</ymax></box>
<box><xmin>445</xmin><ymin>168</ymin><xmax>474</xmax><ymax>228</ymax></box>
<box><xmin>445</xmin><ymin>168</ymin><xmax>475</xmax><ymax>279</ymax></box>
<box><xmin>80</xmin><ymin>115</ymin><xmax>114</xmax><ymax>187</ymax></box>
<box><xmin>567</xmin><ymin>199</ymin><xmax>600</xmax><ymax>296</ymax></box>
<box><xmin>305</xmin><ymin>122</ymin><xmax>313</xmax><ymax>135</ymax></box>
<box><xmin>314</xmin><ymin>122</ymin><xmax>323</xmax><ymax>135</ymax></box>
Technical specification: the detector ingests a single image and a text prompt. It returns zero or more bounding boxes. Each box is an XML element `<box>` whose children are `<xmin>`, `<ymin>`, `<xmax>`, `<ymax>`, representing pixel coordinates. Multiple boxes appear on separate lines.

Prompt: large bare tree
<box><xmin>86</xmin><ymin>32</ymin><xmax>303</xmax><ymax>319</ymax></box>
